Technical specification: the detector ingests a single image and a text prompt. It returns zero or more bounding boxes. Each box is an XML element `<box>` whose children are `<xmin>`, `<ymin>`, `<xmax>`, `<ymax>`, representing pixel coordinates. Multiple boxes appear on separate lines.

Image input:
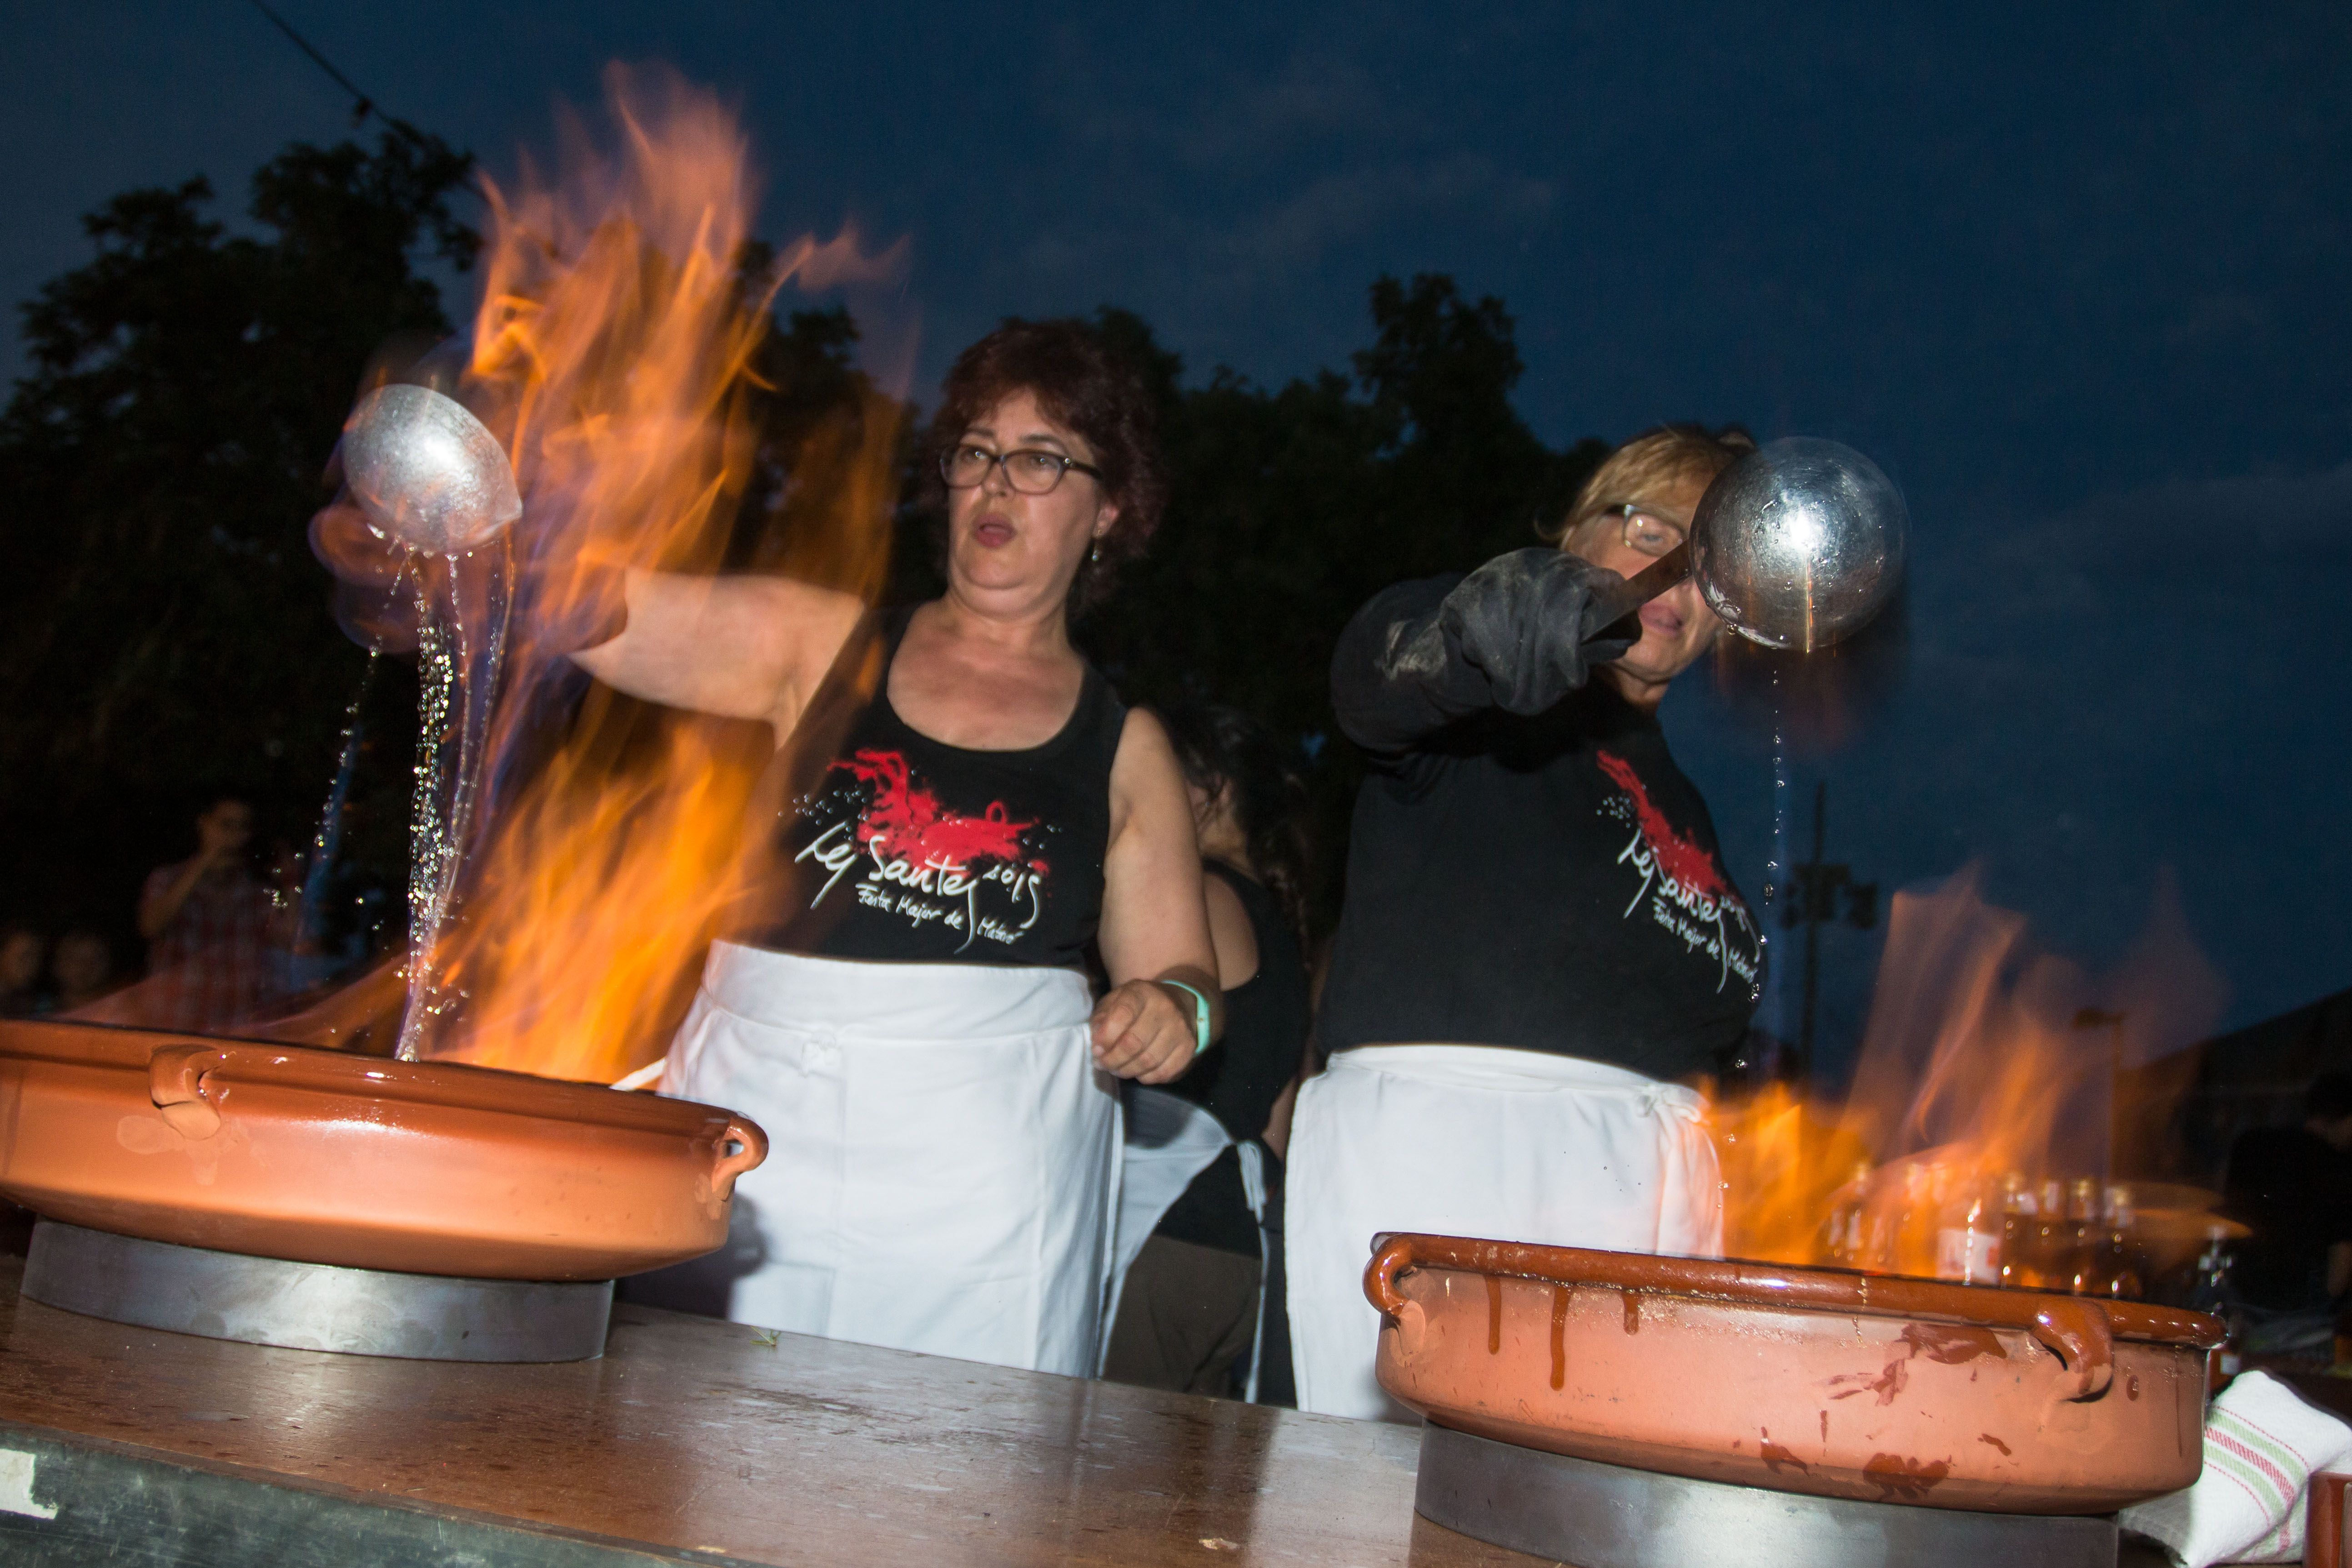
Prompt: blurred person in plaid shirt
<box><xmin>136</xmin><ymin>797</ymin><xmax>296</xmax><ymax>1033</ymax></box>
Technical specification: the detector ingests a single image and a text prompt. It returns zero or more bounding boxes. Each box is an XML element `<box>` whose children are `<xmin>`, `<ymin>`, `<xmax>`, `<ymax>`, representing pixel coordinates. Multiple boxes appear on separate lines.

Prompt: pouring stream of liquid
<box><xmin>1764</xmin><ymin>667</ymin><xmax>1791</xmax><ymax>1049</ymax></box>
<box><xmin>292</xmin><ymin>653</ymin><xmax>377</xmax><ymax>971</ymax></box>
<box><xmin>394</xmin><ymin>548</ymin><xmax>513</xmax><ymax>1061</ymax></box>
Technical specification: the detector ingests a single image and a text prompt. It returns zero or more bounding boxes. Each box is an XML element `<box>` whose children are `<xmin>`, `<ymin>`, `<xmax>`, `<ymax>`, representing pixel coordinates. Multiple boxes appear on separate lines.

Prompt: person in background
<box><xmin>2222</xmin><ymin>1072</ymin><xmax>2352</xmax><ymax>1353</ymax></box>
<box><xmin>1104</xmin><ymin>701</ymin><xmax>1312</xmax><ymax>1400</ymax></box>
<box><xmin>0</xmin><ymin>926</ymin><xmax>47</xmax><ymax>1018</ymax></box>
<box><xmin>50</xmin><ymin>930</ymin><xmax>120</xmax><ymax>1014</ymax></box>
<box><xmin>137</xmin><ymin>796</ymin><xmax>295</xmax><ymax>1033</ymax></box>
<box><xmin>1291</xmin><ymin>425</ymin><xmax>1764</xmax><ymax>1420</ymax></box>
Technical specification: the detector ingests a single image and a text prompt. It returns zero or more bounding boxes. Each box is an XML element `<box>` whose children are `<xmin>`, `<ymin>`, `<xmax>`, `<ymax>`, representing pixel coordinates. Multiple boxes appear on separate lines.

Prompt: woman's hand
<box><xmin>1089</xmin><ymin>979</ymin><xmax>1198</xmax><ymax>1084</ymax></box>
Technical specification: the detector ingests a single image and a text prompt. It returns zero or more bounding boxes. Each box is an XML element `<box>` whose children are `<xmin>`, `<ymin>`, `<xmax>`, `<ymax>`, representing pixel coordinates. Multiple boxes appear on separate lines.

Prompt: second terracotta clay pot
<box><xmin>1368</xmin><ymin>1232</ymin><xmax>2224</xmax><ymax>1514</ymax></box>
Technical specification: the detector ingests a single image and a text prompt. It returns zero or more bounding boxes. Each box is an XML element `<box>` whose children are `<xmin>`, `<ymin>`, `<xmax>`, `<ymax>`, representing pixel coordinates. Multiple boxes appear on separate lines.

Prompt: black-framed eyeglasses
<box><xmin>939</xmin><ymin>443</ymin><xmax>1104</xmax><ymax>496</ymax></box>
<box><xmin>1600</xmin><ymin>502</ymin><xmax>1688</xmax><ymax>560</ymax></box>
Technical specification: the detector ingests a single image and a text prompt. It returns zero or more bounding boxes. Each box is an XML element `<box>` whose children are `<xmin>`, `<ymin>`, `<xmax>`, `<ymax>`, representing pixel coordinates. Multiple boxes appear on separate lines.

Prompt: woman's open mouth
<box><xmin>1638</xmin><ymin>601</ymin><xmax>1684</xmax><ymax>641</ymax></box>
<box><xmin>972</xmin><ymin>516</ymin><xmax>1015</xmax><ymax>548</ymax></box>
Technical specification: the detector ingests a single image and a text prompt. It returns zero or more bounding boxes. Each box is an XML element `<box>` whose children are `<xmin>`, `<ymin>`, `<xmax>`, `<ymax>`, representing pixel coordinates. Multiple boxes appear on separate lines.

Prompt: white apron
<box><xmin>1286</xmin><ymin>1044</ymin><xmax>1721</xmax><ymax>1421</ymax></box>
<box><xmin>657</xmin><ymin>941</ymin><xmax>1120</xmax><ymax>1377</ymax></box>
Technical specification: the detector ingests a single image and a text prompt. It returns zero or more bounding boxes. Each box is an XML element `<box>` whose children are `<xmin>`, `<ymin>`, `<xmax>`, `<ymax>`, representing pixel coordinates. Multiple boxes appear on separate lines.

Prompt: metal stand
<box><xmin>22</xmin><ymin>1220</ymin><xmax>612</xmax><ymax>1363</ymax></box>
<box><xmin>1415</xmin><ymin>1423</ymin><xmax>2120</xmax><ymax>1568</ymax></box>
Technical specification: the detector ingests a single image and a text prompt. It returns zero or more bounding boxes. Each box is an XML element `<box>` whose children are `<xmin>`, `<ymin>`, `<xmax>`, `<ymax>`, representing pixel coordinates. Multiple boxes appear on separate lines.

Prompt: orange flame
<box><xmin>281</xmin><ymin>67</ymin><xmax>908</xmax><ymax>1081</ymax></box>
<box><xmin>1715</xmin><ymin>864</ymin><xmax>2228</xmax><ymax>1284</ymax></box>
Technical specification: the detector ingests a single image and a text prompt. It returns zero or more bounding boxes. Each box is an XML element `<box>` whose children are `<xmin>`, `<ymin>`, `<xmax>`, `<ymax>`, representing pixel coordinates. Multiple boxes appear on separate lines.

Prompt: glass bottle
<box><xmin>2188</xmin><ymin>1223</ymin><xmax>2241</xmax><ymax>1392</ymax></box>
<box><xmin>1819</xmin><ymin>1161</ymin><xmax>1872</xmax><ymax>1267</ymax></box>
<box><xmin>1935</xmin><ymin>1176</ymin><xmax>2003</xmax><ymax>1285</ymax></box>
<box><xmin>2064</xmin><ymin>1177</ymin><xmax>2102</xmax><ymax>1295</ymax></box>
<box><xmin>2091</xmin><ymin>1184</ymin><xmax>2143</xmax><ymax>1300</ymax></box>
<box><xmin>1996</xmin><ymin>1172</ymin><xmax>2037</xmax><ymax>1288</ymax></box>
<box><xmin>1858</xmin><ymin>1170</ymin><xmax>1898</xmax><ymax>1273</ymax></box>
<box><xmin>1895</xmin><ymin>1162</ymin><xmax>1941</xmax><ymax>1277</ymax></box>
<box><xmin>2023</xmin><ymin>1177</ymin><xmax>2069</xmax><ymax>1287</ymax></box>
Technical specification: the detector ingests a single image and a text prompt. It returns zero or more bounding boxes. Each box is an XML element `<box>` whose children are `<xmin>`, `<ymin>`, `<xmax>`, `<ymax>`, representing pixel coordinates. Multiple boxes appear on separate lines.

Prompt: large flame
<box><xmin>1716</xmin><ymin>864</ymin><xmax>2229</xmax><ymax>1282</ymax></box>
<box><xmin>436</xmin><ymin>69</ymin><xmax>905</xmax><ymax>1082</ymax></box>
<box><xmin>276</xmin><ymin>68</ymin><xmax>906</xmax><ymax>1080</ymax></box>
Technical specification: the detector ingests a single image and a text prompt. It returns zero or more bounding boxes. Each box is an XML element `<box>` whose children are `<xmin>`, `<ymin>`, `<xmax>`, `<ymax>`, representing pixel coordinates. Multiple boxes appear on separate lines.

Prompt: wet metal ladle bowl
<box><xmin>340</xmin><ymin>383</ymin><xmax>522</xmax><ymax>556</ymax></box>
<box><xmin>1593</xmin><ymin>437</ymin><xmax>1907</xmax><ymax>653</ymax></box>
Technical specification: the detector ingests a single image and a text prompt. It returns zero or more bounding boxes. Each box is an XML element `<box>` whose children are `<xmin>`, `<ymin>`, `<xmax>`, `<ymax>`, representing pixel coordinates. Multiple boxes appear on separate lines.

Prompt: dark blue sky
<box><xmin>9</xmin><ymin>4</ymin><xmax>2349</xmax><ymax>1064</ymax></box>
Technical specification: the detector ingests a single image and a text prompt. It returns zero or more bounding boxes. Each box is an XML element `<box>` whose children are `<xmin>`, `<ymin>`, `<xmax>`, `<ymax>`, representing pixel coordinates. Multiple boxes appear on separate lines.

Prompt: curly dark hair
<box><xmin>927</xmin><ymin>319</ymin><xmax>1167</xmax><ymax>611</ymax></box>
<box><xmin>1154</xmin><ymin>700</ymin><xmax>1314</xmax><ymax>948</ymax></box>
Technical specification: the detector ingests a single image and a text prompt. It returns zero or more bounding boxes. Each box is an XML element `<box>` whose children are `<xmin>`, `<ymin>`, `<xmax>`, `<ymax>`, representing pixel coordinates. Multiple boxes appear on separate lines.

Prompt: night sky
<box><xmin>8</xmin><ymin>4</ymin><xmax>2348</xmax><ymax>1069</ymax></box>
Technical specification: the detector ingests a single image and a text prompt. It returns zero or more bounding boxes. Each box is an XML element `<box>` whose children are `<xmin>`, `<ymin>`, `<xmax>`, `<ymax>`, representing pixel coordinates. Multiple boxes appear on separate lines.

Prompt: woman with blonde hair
<box><xmin>1289</xmin><ymin>423</ymin><xmax>1765</xmax><ymax>1420</ymax></box>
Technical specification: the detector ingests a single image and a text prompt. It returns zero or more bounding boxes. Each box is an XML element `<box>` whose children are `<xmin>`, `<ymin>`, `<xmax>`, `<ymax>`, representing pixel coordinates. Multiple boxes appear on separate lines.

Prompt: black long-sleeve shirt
<box><xmin>1318</xmin><ymin>573</ymin><xmax>1763</xmax><ymax>1080</ymax></box>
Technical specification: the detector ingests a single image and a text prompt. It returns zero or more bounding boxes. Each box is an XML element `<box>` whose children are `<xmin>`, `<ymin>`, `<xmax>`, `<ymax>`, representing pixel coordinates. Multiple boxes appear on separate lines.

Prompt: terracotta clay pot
<box><xmin>0</xmin><ymin>1020</ymin><xmax>765</xmax><ymax>1282</ymax></box>
<box><xmin>1367</xmin><ymin>1233</ymin><xmax>2226</xmax><ymax>1515</ymax></box>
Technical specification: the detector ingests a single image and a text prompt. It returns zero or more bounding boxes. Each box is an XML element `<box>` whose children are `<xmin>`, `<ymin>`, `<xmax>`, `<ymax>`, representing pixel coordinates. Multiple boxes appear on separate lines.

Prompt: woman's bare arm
<box><xmin>571</xmin><ymin>571</ymin><xmax>864</xmax><ymax>734</ymax></box>
<box><xmin>1093</xmin><ymin>708</ymin><xmax>1222</xmax><ymax>1085</ymax></box>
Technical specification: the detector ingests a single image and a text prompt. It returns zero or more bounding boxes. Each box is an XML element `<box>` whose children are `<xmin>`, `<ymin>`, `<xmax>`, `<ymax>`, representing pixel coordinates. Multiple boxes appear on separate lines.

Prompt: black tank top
<box><xmin>754</xmin><ymin>611</ymin><xmax>1125</xmax><ymax>968</ymax></box>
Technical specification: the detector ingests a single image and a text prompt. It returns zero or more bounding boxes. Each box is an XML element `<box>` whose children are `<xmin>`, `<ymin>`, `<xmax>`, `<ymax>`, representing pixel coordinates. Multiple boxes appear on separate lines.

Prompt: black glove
<box><xmin>1438</xmin><ymin>548</ymin><xmax>1635</xmax><ymax>715</ymax></box>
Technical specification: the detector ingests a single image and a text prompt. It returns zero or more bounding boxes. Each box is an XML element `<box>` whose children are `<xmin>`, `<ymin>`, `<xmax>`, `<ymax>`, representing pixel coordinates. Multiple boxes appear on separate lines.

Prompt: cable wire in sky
<box><xmin>245</xmin><ymin>0</ymin><xmax>432</xmax><ymax>147</ymax></box>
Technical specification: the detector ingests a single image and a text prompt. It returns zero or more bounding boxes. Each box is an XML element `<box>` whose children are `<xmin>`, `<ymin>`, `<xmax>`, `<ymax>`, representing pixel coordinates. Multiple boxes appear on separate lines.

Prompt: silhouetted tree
<box><xmin>1079</xmin><ymin>276</ymin><xmax>1608</xmax><ymax>922</ymax></box>
<box><xmin>0</xmin><ymin>129</ymin><xmax>479</xmax><ymax>937</ymax></box>
<box><xmin>0</xmin><ymin>116</ymin><xmax>1614</xmax><ymax>956</ymax></box>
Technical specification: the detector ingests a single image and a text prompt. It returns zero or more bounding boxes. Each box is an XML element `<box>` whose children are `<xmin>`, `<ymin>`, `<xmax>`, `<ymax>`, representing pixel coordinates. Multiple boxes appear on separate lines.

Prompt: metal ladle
<box><xmin>340</xmin><ymin>371</ymin><xmax>521</xmax><ymax>557</ymax></box>
<box><xmin>1590</xmin><ymin>437</ymin><xmax>1908</xmax><ymax>653</ymax></box>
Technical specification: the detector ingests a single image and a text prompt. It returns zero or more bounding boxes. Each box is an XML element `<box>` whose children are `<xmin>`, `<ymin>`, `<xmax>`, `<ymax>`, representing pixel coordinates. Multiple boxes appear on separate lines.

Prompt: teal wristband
<box><xmin>1157</xmin><ymin>979</ymin><xmax>1214</xmax><ymax>1055</ymax></box>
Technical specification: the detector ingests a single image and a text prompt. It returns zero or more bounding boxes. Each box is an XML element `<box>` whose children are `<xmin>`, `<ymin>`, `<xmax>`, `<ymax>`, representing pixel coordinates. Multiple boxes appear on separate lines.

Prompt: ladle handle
<box><xmin>1588</xmin><ymin>541</ymin><xmax>1692</xmax><ymax>645</ymax></box>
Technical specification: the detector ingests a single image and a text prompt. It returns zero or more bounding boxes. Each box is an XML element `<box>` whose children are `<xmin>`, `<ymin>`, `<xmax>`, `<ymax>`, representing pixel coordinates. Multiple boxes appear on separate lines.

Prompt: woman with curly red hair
<box><xmin>578</xmin><ymin>319</ymin><xmax>1219</xmax><ymax>1376</ymax></box>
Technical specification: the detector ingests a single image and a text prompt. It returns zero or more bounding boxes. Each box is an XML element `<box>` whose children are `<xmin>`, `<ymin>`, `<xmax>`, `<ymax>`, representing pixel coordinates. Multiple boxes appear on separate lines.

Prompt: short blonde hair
<box><xmin>1546</xmin><ymin>423</ymin><xmax>1758</xmax><ymax>550</ymax></box>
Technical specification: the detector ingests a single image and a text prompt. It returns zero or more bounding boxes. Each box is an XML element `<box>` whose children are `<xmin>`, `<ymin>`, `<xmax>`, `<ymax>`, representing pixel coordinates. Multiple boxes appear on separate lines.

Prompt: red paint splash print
<box><xmin>838</xmin><ymin>750</ymin><xmax>1047</xmax><ymax>873</ymax></box>
<box><xmin>1596</xmin><ymin>750</ymin><xmax>1728</xmax><ymax>898</ymax></box>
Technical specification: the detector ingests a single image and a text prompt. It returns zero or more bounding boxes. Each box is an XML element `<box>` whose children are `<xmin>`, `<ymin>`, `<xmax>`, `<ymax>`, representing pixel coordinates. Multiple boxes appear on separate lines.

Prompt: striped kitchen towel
<box><xmin>2119</xmin><ymin>1370</ymin><xmax>2352</xmax><ymax>1567</ymax></box>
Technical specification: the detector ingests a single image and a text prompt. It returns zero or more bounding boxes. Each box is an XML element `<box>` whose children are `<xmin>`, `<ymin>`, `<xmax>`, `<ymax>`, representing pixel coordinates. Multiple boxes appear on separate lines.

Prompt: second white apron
<box><xmin>1286</xmin><ymin>1043</ymin><xmax>1721</xmax><ymax>1421</ymax></box>
<box><xmin>660</xmin><ymin>941</ymin><xmax>1119</xmax><ymax>1377</ymax></box>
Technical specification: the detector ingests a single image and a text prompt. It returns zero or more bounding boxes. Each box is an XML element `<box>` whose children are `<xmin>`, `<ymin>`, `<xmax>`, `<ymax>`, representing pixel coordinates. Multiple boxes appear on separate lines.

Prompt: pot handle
<box><xmin>709</xmin><ymin>1116</ymin><xmax>768</xmax><ymax>1200</ymax></box>
<box><xmin>1365</xmin><ymin>1233</ymin><xmax>1432</xmax><ymax>1358</ymax></box>
<box><xmin>149</xmin><ymin>1044</ymin><xmax>232</xmax><ymax>1139</ymax></box>
<box><xmin>1367</xmin><ymin>1233</ymin><xmax>1415</xmax><ymax>1317</ymax></box>
<box><xmin>2029</xmin><ymin>1297</ymin><xmax>2116</xmax><ymax>1402</ymax></box>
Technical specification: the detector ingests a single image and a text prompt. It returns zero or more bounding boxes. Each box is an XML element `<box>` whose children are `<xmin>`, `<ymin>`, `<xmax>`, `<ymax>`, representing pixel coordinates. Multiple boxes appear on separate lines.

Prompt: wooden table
<box><xmin>0</xmin><ymin>1258</ymin><xmax>1539</xmax><ymax>1566</ymax></box>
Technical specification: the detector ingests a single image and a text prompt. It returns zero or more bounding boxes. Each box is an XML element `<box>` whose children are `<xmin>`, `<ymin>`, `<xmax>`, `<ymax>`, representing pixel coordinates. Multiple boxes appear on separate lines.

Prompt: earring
<box><xmin>1089</xmin><ymin>541</ymin><xmax>1101</xmax><ymax>564</ymax></box>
